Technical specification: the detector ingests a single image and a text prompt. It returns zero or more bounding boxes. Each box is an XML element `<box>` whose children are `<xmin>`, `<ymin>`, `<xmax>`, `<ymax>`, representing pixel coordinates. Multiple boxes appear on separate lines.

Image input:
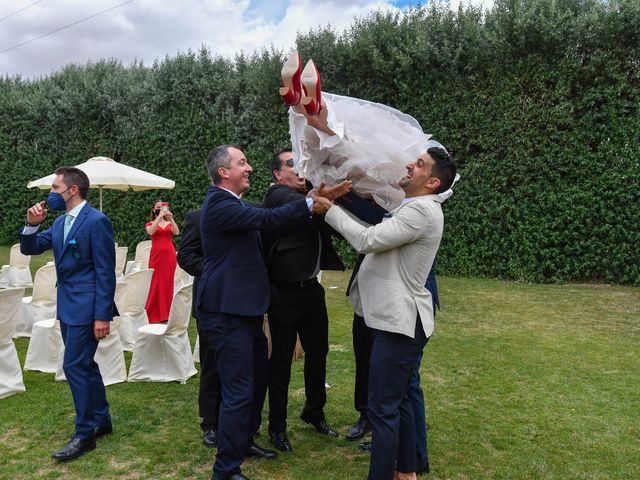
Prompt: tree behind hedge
<box><xmin>0</xmin><ymin>0</ymin><xmax>637</xmax><ymax>284</ymax></box>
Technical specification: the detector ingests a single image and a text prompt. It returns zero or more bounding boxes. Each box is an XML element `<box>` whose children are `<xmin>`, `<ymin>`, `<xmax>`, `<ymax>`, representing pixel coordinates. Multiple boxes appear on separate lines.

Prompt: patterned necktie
<box><xmin>63</xmin><ymin>214</ymin><xmax>73</xmax><ymax>242</ymax></box>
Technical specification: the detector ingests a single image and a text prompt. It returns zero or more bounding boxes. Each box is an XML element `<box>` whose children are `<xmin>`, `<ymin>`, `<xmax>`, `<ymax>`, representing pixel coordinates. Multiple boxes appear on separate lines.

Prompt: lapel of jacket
<box><xmin>61</xmin><ymin>202</ymin><xmax>91</xmax><ymax>255</ymax></box>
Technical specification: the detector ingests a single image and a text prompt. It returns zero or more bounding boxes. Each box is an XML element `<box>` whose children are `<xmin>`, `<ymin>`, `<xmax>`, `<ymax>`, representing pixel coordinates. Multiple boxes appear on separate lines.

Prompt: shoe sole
<box><xmin>280</xmin><ymin>50</ymin><xmax>301</xmax><ymax>103</ymax></box>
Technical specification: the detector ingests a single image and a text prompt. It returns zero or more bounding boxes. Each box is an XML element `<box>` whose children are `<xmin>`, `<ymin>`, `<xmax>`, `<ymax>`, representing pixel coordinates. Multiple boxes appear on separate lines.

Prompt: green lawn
<box><xmin>1</xmin><ymin>246</ymin><xmax>638</xmax><ymax>479</ymax></box>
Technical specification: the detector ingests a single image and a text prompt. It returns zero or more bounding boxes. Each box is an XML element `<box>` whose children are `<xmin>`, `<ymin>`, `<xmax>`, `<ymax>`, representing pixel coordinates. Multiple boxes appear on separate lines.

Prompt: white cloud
<box><xmin>0</xmin><ymin>0</ymin><xmax>493</xmax><ymax>79</ymax></box>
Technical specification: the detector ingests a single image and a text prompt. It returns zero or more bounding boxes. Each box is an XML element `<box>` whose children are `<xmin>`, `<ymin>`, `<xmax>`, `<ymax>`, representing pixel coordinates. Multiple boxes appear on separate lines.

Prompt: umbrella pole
<box><xmin>99</xmin><ymin>187</ymin><xmax>103</xmax><ymax>211</ymax></box>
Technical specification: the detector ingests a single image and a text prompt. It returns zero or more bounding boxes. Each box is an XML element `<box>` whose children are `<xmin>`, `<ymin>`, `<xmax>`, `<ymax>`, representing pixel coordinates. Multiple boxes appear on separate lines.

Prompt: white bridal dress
<box><xmin>289</xmin><ymin>92</ymin><xmax>438</xmax><ymax>211</ymax></box>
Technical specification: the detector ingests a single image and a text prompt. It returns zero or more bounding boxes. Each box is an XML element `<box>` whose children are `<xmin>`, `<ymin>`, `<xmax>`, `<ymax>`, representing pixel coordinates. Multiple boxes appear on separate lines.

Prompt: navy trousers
<box><xmin>59</xmin><ymin>321</ymin><xmax>110</xmax><ymax>440</ymax></box>
<box><xmin>405</xmin><ymin>351</ymin><xmax>429</xmax><ymax>470</ymax></box>
<box><xmin>367</xmin><ymin>318</ymin><xmax>428</xmax><ymax>480</ymax></box>
<box><xmin>199</xmin><ymin>311</ymin><xmax>268</xmax><ymax>480</ymax></box>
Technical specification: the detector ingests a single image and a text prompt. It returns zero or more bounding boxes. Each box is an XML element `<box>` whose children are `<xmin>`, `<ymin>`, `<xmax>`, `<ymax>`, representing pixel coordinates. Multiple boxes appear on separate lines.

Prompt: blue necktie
<box><xmin>63</xmin><ymin>214</ymin><xmax>73</xmax><ymax>242</ymax></box>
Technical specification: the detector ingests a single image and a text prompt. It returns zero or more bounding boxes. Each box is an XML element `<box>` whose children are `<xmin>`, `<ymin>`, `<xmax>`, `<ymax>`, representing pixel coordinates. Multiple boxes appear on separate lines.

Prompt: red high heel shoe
<box><xmin>279</xmin><ymin>50</ymin><xmax>303</xmax><ymax>106</ymax></box>
<box><xmin>301</xmin><ymin>59</ymin><xmax>323</xmax><ymax>116</ymax></box>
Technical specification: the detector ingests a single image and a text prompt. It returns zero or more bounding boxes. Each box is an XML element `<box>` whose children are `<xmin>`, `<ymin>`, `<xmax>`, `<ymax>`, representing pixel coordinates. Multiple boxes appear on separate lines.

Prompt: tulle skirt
<box><xmin>289</xmin><ymin>92</ymin><xmax>431</xmax><ymax>211</ymax></box>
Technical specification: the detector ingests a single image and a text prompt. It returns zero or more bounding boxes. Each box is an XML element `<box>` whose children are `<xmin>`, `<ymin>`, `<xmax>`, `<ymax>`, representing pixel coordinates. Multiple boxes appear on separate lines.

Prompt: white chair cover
<box><xmin>115</xmin><ymin>246</ymin><xmax>128</xmax><ymax>282</ymax></box>
<box><xmin>128</xmin><ymin>284</ymin><xmax>196</xmax><ymax>384</ymax></box>
<box><xmin>124</xmin><ymin>240</ymin><xmax>152</xmax><ymax>275</ymax></box>
<box><xmin>23</xmin><ymin>318</ymin><xmax>63</xmax><ymax>373</ymax></box>
<box><xmin>14</xmin><ymin>263</ymin><xmax>57</xmax><ymax>338</ymax></box>
<box><xmin>173</xmin><ymin>264</ymin><xmax>193</xmax><ymax>294</ymax></box>
<box><xmin>193</xmin><ymin>334</ymin><xmax>200</xmax><ymax>363</ymax></box>
<box><xmin>55</xmin><ymin>315</ymin><xmax>127</xmax><ymax>386</ymax></box>
<box><xmin>117</xmin><ymin>268</ymin><xmax>154</xmax><ymax>351</ymax></box>
<box><xmin>0</xmin><ymin>287</ymin><xmax>27</xmax><ymax>398</ymax></box>
<box><xmin>0</xmin><ymin>244</ymin><xmax>33</xmax><ymax>288</ymax></box>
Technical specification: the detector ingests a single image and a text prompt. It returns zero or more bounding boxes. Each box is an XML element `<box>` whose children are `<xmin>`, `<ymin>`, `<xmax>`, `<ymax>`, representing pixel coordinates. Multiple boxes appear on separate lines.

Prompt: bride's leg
<box><xmin>302</xmin><ymin>100</ymin><xmax>335</xmax><ymax>136</ymax></box>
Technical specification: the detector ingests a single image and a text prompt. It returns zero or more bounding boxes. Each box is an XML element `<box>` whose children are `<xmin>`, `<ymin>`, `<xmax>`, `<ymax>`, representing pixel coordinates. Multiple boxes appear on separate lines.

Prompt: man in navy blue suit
<box><xmin>20</xmin><ymin>167</ymin><xmax>116</xmax><ymax>461</ymax></box>
<box><xmin>196</xmin><ymin>145</ymin><xmax>351</xmax><ymax>480</ymax></box>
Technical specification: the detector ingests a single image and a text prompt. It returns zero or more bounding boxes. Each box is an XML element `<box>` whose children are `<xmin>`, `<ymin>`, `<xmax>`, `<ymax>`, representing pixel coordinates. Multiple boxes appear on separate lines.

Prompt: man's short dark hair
<box><xmin>206</xmin><ymin>144</ymin><xmax>240</xmax><ymax>184</ymax></box>
<box><xmin>270</xmin><ymin>148</ymin><xmax>293</xmax><ymax>180</ymax></box>
<box><xmin>428</xmin><ymin>147</ymin><xmax>456</xmax><ymax>194</ymax></box>
<box><xmin>54</xmin><ymin>166</ymin><xmax>90</xmax><ymax>199</ymax></box>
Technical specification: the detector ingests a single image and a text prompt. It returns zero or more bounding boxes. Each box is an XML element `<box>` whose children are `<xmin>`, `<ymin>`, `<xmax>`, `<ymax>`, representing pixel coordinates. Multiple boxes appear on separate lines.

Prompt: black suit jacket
<box><xmin>177</xmin><ymin>209</ymin><xmax>203</xmax><ymax>319</ymax></box>
<box><xmin>263</xmin><ymin>184</ymin><xmax>344</xmax><ymax>282</ymax></box>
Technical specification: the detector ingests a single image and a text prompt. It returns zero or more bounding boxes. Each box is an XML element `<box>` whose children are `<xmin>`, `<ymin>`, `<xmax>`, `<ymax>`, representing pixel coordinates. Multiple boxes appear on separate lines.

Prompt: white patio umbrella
<box><xmin>27</xmin><ymin>156</ymin><xmax>175</xmax><ymax>211</ymax></box>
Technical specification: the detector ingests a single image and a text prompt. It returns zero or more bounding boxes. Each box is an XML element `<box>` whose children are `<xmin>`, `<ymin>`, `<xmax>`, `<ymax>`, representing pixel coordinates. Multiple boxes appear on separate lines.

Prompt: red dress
<box><xmin>145</xmin><ymin>222</ymin><xmax>177</xmax><ymax>324</ymax></box>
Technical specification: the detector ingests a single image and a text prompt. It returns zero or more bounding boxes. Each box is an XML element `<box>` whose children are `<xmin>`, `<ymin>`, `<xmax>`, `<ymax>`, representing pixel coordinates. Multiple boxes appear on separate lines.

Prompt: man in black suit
<box><xmin>177</xmin><ymin>208</ymin><xmax>221</xmax><ymax>449</ymax></box>
<box><xmin>263</xmin><ymin>149</ymin><xmax>344</xmax><ymax>452</ymax></box>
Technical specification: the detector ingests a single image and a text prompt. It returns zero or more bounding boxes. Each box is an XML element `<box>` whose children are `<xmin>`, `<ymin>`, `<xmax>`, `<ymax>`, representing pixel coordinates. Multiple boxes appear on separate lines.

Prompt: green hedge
<box><xmin>1</xmin><ymin>0</ymin><xmax>638</xmax><ymax>284</ymax></box>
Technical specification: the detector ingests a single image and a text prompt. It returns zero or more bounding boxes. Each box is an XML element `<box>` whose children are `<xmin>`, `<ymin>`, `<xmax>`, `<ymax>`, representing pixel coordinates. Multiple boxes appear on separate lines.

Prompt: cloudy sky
<box><xmin>0</xmin><ymin>0</ymin><xmax>493</xmax><ymax>79</ymax></box>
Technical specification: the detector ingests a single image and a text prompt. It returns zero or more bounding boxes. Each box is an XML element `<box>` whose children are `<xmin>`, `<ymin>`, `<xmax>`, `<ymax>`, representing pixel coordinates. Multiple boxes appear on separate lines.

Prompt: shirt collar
<box><xmin>67</xmin><ymin>200</ymin><xmax>87</xmax><ymax>217</ymax></box>
<box><xmin>217</xmin><ymin>186</ymin><xmax>241</xmax><ymax>200</ymax></box>
<box><xmin>402</xmin><ymin>194</ymin><xmax>445</xmax><ymax>205</ymax></box>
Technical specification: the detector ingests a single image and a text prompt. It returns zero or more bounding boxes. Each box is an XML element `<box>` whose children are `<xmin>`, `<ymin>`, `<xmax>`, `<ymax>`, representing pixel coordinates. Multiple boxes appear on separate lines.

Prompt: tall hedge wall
<box><xmin>1</xmin><ymin>0</ymin><xmax>638</xmax><ymax>284</ymax></box>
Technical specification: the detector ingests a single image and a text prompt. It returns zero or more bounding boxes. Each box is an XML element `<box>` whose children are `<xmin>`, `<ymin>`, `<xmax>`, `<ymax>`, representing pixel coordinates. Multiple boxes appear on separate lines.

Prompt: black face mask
<box><xmin>154</xmin><ymin>209</ymin><xmax>161</xmax><ymax>216</ymax></box>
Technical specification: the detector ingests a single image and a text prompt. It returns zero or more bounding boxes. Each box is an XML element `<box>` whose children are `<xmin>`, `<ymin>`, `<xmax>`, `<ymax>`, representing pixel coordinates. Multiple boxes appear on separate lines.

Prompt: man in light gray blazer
<box><xmin>312</xmin><ymin>143</ymin><xmax>456</xmax><ymax>480</ymax></box>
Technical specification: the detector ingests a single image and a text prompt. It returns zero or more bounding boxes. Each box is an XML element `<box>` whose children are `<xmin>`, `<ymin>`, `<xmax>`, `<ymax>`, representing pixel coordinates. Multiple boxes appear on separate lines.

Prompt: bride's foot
<box><xmin>279</xmin><ymin>50</ymin><xmax>303</xmax><ymax>106</ymax></box>
<box><xmin>301</xmin><ymin>59</ymin><xmax>323</xmax><ymax>116</ymax></box>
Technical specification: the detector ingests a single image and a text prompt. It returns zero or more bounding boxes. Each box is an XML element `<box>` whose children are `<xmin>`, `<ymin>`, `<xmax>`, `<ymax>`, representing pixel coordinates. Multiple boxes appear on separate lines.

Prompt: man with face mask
<box><xmin>20</xmin><ymin>166</ymin><xmax>116</xmax><ymax>461</ymax></box>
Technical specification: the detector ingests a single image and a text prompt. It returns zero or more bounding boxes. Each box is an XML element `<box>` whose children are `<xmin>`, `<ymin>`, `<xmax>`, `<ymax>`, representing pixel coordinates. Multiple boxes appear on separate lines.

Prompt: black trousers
<box><xmin>267</xmin><ymin>280</ymin><xmax>329</xmax><ymax>432</ymax></box>
<box><xmin>352</xmin><ymin>313</ymin><xmax>374</xmax><ymax>416</ymax></box>
<box><xmin>196</xmin><ymin>315</ymin><xmax>222</xmax><ymax>432</ymax></box>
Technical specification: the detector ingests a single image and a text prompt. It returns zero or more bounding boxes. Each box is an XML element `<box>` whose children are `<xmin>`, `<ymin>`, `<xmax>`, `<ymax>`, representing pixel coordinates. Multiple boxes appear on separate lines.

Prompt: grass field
<box><xmin>1</xmin><ymin>246</ymin><xmax>638</xmax><ymax>479</ymax></box>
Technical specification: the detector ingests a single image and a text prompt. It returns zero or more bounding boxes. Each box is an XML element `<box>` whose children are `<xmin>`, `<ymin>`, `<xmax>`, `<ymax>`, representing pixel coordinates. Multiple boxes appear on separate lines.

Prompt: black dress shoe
<box><xmin>357</xmin><ymin>441</ymin><xmax>372</xmax><ymax>452</ymax></box>
<box><xmin>203</xmin><ymin>429</ymin><xmax>217</xmax><ymax>448</ymax></box>
<box><xmin>300</xmin><ymin>413</ymin><xmax>338</xmax><ymax>437</ymax></box>
<box><xmin>245</xmin><ymin>441</ymin><xmax>278</xmax><ymax>460</ymax></box>
<box><xmin>94</xmin><ymin>424</ymin><xmax>112</xmax><ymax>439</ymax></box>
<box><xmin>345</xmin><ymin>415</ymin><xmax>371</xmax><ymax>441</ymax></box>
<box><xmin>268</xmin><ymin>430</ymin><xmax>292</xmax><ymax>452</ymax></box>
<box><xmin>417</xmin><ymin>461</ymin><xmax>430</xmax><ymax>474</ymax></box>
<box><xmin>52</xmin><ymin>436</ymin><xmax>96</xmax><ymax>461</ymax></box>
<box><xmin>212</xmin><ymin>474</ymin><xmax>251</xmax><ymax>480</ymax></box>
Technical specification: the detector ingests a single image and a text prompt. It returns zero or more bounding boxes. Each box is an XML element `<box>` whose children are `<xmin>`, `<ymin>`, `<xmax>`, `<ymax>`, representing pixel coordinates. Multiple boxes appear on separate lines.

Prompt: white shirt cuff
<box><xmin>22</xmin><ymin>225</ymin><xmax>40</xmax><ymax>235</ymax></box>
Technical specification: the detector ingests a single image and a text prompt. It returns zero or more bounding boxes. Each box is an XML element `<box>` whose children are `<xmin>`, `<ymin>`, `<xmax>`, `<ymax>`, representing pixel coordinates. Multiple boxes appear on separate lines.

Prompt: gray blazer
<box><xmin>325</xmin><ymin>194</ymin><xmax>444</xmax><ymax>338</ymax></box>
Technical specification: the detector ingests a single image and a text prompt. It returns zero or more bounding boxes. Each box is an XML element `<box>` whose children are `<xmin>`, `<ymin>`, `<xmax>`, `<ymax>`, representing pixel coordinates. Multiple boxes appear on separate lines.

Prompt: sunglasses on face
<box><xmin>283</xmin><ymin>159</ymin><xmax>294</xmax><ymax>168</ymax></box>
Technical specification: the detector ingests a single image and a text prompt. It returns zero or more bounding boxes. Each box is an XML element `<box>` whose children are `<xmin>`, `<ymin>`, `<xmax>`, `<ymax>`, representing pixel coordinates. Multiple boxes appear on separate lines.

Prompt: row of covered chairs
<box><xmin>1</xmin><ymin>238</ymin><xmax>197</xmax><ymax>399</ymax></box>
<box><xmin>0</xmin><ymin>281</ymin><xmax>196</xmax><ymax>400</ymax></box>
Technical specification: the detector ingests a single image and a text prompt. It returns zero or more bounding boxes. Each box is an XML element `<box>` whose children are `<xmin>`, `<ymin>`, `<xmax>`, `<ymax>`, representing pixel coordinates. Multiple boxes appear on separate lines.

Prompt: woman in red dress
<box><xmin>145</xmin><ymin>200</ymin><xmax>180</xmax><ymax>324</ymax></box>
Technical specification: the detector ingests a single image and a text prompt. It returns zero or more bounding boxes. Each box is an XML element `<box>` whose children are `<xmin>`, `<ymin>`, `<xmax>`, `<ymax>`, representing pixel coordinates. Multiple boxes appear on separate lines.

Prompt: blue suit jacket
<box><xmin>20</xmin><ymin>202</ymin><xmax>117</xmax><ymax>326</ymax></box>
<box><xmin>197</xmin><ymin>186</ymin><xmax>310</xmax><ymax>317</ymax></box>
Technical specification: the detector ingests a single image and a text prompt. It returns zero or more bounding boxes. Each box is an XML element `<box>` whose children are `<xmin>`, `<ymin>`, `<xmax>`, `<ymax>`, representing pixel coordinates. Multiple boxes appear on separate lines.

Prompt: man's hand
<box><xmin>26</xmin><ymin>200</ymin><xmax>48</xmax><ymax>225</ymax></box>
<box><xmin>317</xmin><ymin>180</ymin><xmax>352</xmax><ymax>201</ymax></box>
<box><xmin>312</xmin><ymin>195</ymin><xmax>334</xmax><ymax>215</ymax></box>
<box><xmin>94</xmin><ymin>320</ymin><xmax>110</xmax><ymax>340</ymax></box>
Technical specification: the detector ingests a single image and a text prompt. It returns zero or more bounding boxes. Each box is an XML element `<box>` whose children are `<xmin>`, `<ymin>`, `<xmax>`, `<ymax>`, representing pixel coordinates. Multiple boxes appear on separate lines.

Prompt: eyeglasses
<box><xmin>283</xmin><ymin>159</ymin><xmax>294</xmax><ymax>168</ymax></box>
<box><xmin>68</xmin><ymin>239</ymin><xmax>81</xmax><ymax>260</ymax></box>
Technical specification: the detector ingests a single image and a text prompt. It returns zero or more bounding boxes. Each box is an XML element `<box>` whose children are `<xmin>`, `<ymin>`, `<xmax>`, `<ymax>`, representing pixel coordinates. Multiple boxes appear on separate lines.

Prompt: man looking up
<box><xmin>263</xmin><ymin>149</ymin><xmax>344</xmax><ymax>452</ymax></box>
<box><xmin>312</xmin><ymin>144</ymin><xmax>456</xmax><ymax>480</ymax></box>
